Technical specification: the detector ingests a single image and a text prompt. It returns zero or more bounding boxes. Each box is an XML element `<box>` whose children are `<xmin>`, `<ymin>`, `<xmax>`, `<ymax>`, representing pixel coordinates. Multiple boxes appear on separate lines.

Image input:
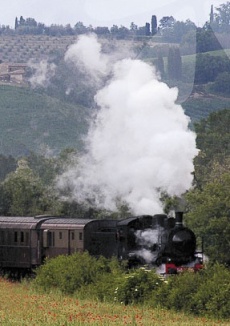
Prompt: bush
<box><xmin>153</xmin><ymin>264</ymin><xmax>230</xmax><ymax>320</ymax></box>
<box><xmin>113</xmin><ymin>268</ymin><xmax>163</xmax><ymax>305</ymax></box>
<box><xmin>33</xmin><ymin>254</ymin><xmax>230</xmax><ymax>319</ymax></box>
<box><xmin>153</xmin><ymin>270</ymin><xmax>202</xmax><ymax>312</ymax></box>
<box><xmin>192</xmin><ymin>264</ymin><xmax>230</xmax><ymax>319</ymax></box>
<box><xmin>33</xmin><ymin>252</ymin><xmax>114</xmax><ymax>294</ymax></box>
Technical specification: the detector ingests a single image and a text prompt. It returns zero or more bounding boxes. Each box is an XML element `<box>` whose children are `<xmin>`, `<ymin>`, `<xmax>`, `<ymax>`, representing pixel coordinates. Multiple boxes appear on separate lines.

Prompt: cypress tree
<box><xmin>151</xmin><ymin>15</ymin><xmax>157</xmax><ymax>35</ymax></box>
<box><xmin>15</xmin><ymin>17</ymin><xmax>18</xmax><ymax>29</ymax></box>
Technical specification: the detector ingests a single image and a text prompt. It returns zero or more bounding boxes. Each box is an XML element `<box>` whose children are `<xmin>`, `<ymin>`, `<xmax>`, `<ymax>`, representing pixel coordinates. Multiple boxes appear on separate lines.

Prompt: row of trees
<box><xmin>0</xmin><ymin>110</ymin><xmax>229</xmax><ymax>265</ymax></box>
<box><xmin>0</xmin><ymin>2</ymin><xmax>227</xmax><ymax>41</ymax></box>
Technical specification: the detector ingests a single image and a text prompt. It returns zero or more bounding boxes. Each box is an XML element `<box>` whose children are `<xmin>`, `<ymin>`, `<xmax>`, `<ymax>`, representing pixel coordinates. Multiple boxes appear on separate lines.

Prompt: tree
<box><xmin>1</xmin><ymin>159</ymin><xmax>58</xmax><ymax>216</ymax></box>
<box><xmin>185</xmin><ymin>109</ymin><xmax>230</xmax><ymax>264</ymax></box>
<box><xmin>151</xmin><ymin>15</ymin><xmax>157</xmax><ymax>35</ymax></box>
<box><xmin>194</xmin><ymin>53</ymin><xmax>230</xmax><ymax>84</ymax></box>
<box><xmin>19</xmin><ymin>16</ymin><xmax>25</xmax><ymax>25</ymax></box>
<box><xmin>213</xmin><ymin>1</ymin><xmax>230</xmax><ymax>33</ymax></box>
<box><xmin>145</xmin><ymin>23</ymin><xmax>151</xmax><ymax>36</ymax></box>
<box><xmin>185</xmin><ymin>173</ymin><xmax>230</xmax><ymax>265</ymax></box>
<box><xmin>130</xmin><ymin>22</ymin><xmax>138</xmax><ymax>33</ymax></box>
<box><xmin>74</xmin><ymin>21</ymin><xmax>88</xmax><ymax>34</ymax></box>
<box><xmin>110</xmin><ymin>24</ymin><xmax>119</xmax><ymax>35</ymax></box>
<box><xmin>193</xmin><ymin>109</ymin><xmax>230</xmax><ymax>185</ymax></box>
<box><xmin>195</xmin><ymin>109</ymin><xmax>230</xmax><ymax>162</ymax></box>
<box><xmin>14</xmin><ymin>17</ymin><xmax>18</xmax><ymax>30</ymax></box>
<box><xmin>94</xmin><ymin>26</ymin><xmax>110</xmax><ymax>35</ymax></box>
<box><xmin>196</xmin><ymin>28</ymin><xmax>222</xmax><ymax>53</ymax></box>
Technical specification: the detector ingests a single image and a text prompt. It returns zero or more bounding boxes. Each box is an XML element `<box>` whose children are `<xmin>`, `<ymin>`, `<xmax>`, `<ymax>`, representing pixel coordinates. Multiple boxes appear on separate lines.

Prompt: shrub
<box><xmin>192</xmin><ymin>264</ymin><xmax>230</xmax><ymax>319</ymax></box>
<box><xmin>153</xmin><ymin>264</ymin><xmax>230</xmax><ymax>320</ymax></box>
<box><xmin>33</xmin><ymin>252</ymin><xmax>113</xmax><ymax>294</ymax></box>
<box><xmin>33</xmin><ymin>255</ymin><xmax>230</xmax><ymax>319</ymax></box>
<box><xmin>153</xmin><ymin>270</ymin><xmax>202</xmax><ymax>312</ymax></box>
<box><xmin>114</xmin><ymin>268</ymin><xmax>163</xmax><ymax>305</ymax></box>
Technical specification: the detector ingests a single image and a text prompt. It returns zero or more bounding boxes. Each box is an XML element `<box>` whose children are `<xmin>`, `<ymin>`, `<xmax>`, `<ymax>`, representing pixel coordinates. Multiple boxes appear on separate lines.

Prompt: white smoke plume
<box><xmin>134</xmin><ymin>228</ymin><xmax>160</xmax><ymax>264</ymax></box>
<box><xmin>64</xmin><ymin>33</ymin><xmax>110</xmax><ymax>83</ymax></box>
<box><xmin>135</xmin><ymin>229</ymin><xmax>159</xmax><ymax>248</ymax></box>
<box><xmin>28</xmin><ymin>59</ymin><xmax>56</xmax><ymax>88</ymax></box>
<box><xmin>57</xmin><ymin>35</ymin><xmax>198</xmax><ymax>215</ymax></box>
<box><xmin>134</xmin><ymin>249</ymin><xmax>156</xmax><ymax>264</ymax></box>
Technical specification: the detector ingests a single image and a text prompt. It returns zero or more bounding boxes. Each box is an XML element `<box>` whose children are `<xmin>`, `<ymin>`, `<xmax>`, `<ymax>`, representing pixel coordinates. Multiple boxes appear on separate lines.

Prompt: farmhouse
<box><xmin>0</xmin><ymin>63</ymin><xmax>27</xmax><ymax>84</ymax></box>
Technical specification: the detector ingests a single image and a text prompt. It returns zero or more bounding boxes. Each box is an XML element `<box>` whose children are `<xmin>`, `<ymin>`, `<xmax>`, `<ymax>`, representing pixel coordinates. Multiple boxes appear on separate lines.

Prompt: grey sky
<box><xmin>0</xmin><ymin>0</ymin><xmax>225</xmax><ymax>29</ymax></box>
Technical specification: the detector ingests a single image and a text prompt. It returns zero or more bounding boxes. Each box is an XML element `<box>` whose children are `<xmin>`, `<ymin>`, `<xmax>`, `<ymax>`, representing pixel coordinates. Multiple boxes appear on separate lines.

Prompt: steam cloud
<box><xmin>134</xmin><ymin>229</ymin><xmax>160</xmax><ymax>263</ymax></box>
<box><xmin>29</xmin><ymin>59</ymin><xmax>56</xmax><ymax>88</ymax></box>
<box><xmin>58</xmin><ymin>34</ymin><xmax>198</xmax><ymax>215</ymax></box>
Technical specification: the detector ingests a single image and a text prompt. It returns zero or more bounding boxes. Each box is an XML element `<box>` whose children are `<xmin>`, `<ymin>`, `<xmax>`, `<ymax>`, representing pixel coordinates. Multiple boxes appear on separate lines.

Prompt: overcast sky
<box><xmin>0</xmin><ymin>0</ymin><xmax>226</xmax><ymax>29</ymax></box>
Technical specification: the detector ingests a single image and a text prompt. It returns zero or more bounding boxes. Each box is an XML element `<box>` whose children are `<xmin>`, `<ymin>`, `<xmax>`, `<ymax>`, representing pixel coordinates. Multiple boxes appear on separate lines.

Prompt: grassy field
<box><xmin>0</xmin><ymin>277</ymin><xmax>228</xmax><ymax>326</ymax></box>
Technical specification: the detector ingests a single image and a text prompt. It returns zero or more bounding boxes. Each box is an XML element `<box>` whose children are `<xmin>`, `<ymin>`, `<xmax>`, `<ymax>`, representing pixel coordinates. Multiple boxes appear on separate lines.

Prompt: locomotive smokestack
<box><xmin>175</xmin><ymin>211</ymin><xmax>183</xmax><ymax>227</ymax></box>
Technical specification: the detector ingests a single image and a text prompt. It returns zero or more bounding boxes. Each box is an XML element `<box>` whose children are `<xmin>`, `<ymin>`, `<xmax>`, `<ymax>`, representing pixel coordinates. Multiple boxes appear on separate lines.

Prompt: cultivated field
<box><xmin>0</xmin><ymin>277</ymin><xmax>228</xmax><ymax>326</ymax></box>
<box><xmin>0</xmin><ymin>35</ymin><xmax>77</xmax><ymax>63</ymax></box>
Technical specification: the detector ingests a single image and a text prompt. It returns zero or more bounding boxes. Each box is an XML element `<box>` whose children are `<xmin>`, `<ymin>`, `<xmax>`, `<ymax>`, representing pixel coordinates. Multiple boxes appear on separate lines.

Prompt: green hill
<box><xmin>1</xmin><ymin>33</ymin><xmax>230</xmax><ymax>157</ymax></box>
<box><xmin>0</xmin><ymin>85</ymin><xmax>89</xmax><ymax>156</ymax></box>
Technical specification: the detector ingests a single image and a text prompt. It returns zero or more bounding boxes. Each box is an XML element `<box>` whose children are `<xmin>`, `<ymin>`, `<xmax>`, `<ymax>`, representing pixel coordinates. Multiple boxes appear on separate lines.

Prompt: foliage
<box><xmin>33</xmin><ymin>252</ymin><xmax>230</xmax><ymax>320</ymax></box>
<box><xmin>185</xmin><ymin>173</ymin><xmax>230</xmax><ymax>264</ymax></box>
<box><xmin>34</xmin><ymin>252</ymin><xmax>124</xmax><ymax>295</ymax></box>
<box><xmin>194</xmin><ymin>53</ymin><xmax>230</xmax><ymax>84</ymax></box>
<box><xmin>191</xmin><ymin>264</ymin><xmax>230</xmax><ymax>319</ymax></box>
<box><xmin>160</xmin><ymin>19</ymin><xmax>196</xmax><ymax>43</ymax></box>
<box><xmin>194</xmin><ymin>109</ymin><xmax>230</xmax><ymax>169</ymax></box>
<box><xmin>154</xmin><ymin>264</ymin><xmax>230</xmax><ymax>319</ymax></box>
<box><xmin>196</xmin><ymin>29</ymin><xmax>222</xmax><ymax>53</ymax></box>
<box><xmin>0</xmin><ymin>159</ymin><xmax>59</xmax><ymax>216</ymax></box>
<box><xmin>114</xmin><ymin>268</ymin><xmax>162</xmax><ymax>305</ymax></box>
<box><xmin>184</xmin><ymin>109</ymin><xmax>230</xmax><ymax>265</ymax></box>
<box><xmin>211</xmin><ymin>1</ymin><xmax>230</xmax><ymax>33</ymax></box>
<box><xmin>154</xmin><ymin>270</ymin><xmax>203</xmax><ymax>312</ymax></box>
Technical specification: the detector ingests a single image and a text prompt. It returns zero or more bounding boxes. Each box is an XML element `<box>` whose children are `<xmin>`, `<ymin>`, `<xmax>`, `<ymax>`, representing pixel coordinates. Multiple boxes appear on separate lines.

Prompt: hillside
<box><xmin>183</xmin><ymin>91</ymin><xmax>230</xmax><ymax>123</ymax></box>
<box><xmin>0</xmin><ymin>35</ymin><xmax>77</xmax><ymax>63</ymax></box>
<box><xmin>0</xmin><ymin>34</ymin><xmax>230</xmax><ymax>156</ymax></box>
<box><xmin>0</xmin><ymin>85</ymin><xmax>89</xmax><ymax>156</ymax></box>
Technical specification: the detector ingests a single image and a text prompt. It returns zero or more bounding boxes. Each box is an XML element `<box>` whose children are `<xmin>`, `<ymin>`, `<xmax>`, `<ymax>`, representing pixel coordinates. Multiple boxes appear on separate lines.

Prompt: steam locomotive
<box><xmin>0</xmin><ymin>212</ymin><xmax>203</xmax><ymax>275</ymax></box>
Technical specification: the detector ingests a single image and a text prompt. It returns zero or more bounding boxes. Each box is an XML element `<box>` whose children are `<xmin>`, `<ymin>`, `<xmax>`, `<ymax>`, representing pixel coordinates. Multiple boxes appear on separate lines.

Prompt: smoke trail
<box><xmin>57</xmin><ymin>35</ymin><xmax>198</xmax><ymax>215</ymax></box>
<box><xmin>28</xmin><ymin>59</ymin><xmax>56</xmax><ymax>88</ymax></box>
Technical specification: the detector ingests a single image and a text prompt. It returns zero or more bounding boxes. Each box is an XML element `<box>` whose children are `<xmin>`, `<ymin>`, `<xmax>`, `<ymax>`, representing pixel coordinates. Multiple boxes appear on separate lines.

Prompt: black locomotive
<box><xmin>0</xmin><ymin>212</ymin><xmax>203</xmax><ymax>275</ymax></box>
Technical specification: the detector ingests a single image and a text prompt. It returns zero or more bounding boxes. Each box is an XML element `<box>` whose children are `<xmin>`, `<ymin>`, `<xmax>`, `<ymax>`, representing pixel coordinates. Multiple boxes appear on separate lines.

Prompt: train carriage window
<box><xmin>14</xmin><ymin>231</ymin><xmax>18</xmax><ymax>243</ymax></box>
<box><xmin>0</xmin><ymin>231</ymin><xmax>4</xmax><ymax>244</ymax></box>
<box><xmin>48</xmin><ymin>232</ymin><xmax>52</xmax><ymax>247</ymax></box>
<box><xmin>52</xmin><ymin>232</ymin><xmax>55</xmax><ymax>247</ymax></box>
<box><xmin>79</xmin><ymin>232</ymin><xmax>83</xmax><ymax>241</ymax></box>
<box><xmin>25</xmin><ymin>232</ymin><xmax>29</xmax><ymax>246</ymax></box>
<box><xmin>59</xmin><ymin>232</ymin><xmax>62</xmax><ymax>240</ymax></box>
<box><xmin>20</xmin><ymin>232</ymin><xmax>24</xmax><ymax>243</ymax></box>
<box><xmin>71</xmin><ymin>232</ymin><xmax>75</xmax><ymax>240</ymax></box>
